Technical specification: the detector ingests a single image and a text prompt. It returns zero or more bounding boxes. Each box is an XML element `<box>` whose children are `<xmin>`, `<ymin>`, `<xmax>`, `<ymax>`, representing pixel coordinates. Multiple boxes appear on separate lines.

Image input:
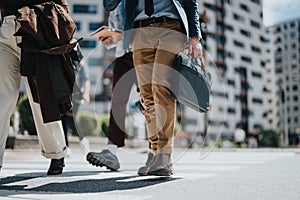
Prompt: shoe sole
<box><xmin>137</xmin><ymin>171</ymin><xmax>148</xmax><ymax>176</ymax></box>
<box><xmin>86</xmin><ymin>153</ymin><xmax>120</xmax><ymax>171</ymax></box>
<box><xmin>147</xmin><ymin>169</ymin><xmax>173</xmax><ymax>176</ymax></box>
<box><xmin>47</xmin><ymin>170</ymin><xmax>63</xmax><ymax>176</ymax></box>
<box><xmin>47</xmin><ymin>167</ymin><xmax>64</xmax><ymax>175</ymax></box>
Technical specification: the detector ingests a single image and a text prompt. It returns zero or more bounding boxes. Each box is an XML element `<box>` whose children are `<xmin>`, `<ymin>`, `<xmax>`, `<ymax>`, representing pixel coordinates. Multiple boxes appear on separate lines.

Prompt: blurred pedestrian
<box><xmin>234</xmin><ymin>124</ymin><xmax>246</xmax><ymax>148</ymax></box>
<box><xmin>248</xmin><ymin>127</ymin><xmax>260</xmax><ymax>148</ymax></box>
<box><xmin>86</xmin><ymin>2</ymin><xmax>154</xmax><ymax>171</ymax></box>
<box><xmin>62</xmin><ymin>60</ymin><xmax>91</xmax><ymax>156</ymax></box>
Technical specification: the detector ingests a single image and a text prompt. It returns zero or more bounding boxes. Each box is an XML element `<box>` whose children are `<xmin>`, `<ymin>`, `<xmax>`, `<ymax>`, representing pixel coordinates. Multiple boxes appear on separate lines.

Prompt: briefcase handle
<box><xmin>180</xmin><ymin>48</ymin><xmax>206</xmax><ymax>71</ymax></box>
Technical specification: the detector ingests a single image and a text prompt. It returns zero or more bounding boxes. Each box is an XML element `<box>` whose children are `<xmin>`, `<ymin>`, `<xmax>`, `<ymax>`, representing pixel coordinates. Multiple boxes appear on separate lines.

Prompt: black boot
<box><xmin>47</xmin><ymin>158</ymin><xmax>65</xmax><ymax>175</ymax></box>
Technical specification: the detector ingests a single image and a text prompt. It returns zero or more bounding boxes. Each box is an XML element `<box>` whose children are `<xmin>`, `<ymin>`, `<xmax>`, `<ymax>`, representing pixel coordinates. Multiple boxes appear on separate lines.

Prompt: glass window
<box><xmin>250</xmin><ymin>20</ymin><xmax>260</xmax><ymax>29</ymax></box>
<box><xmin>234</xmin><ymin>40</ymin><xmax>244</xmax><ymax>48</ymax></box>
<box><xmin>276</xmin><ymin>47</ymin><xmax>282</xmax><ymax>52</ymax></box>
<box><xmin>275</xmin><ymin>67</ymin><xmax>282</xmax><ymax>74</ymax></box>
<box><xmin>89</xmin><ymin>22</ymin><xmax>104</xmax><ymax>31</ymax></box>
<box><xmin>240</xmin><ymin>4</ymin><xmax>250</xmax><ymax>12</ymax></box>
<box><xmin>241</xmin><ymin>56</ymin><xmax>252</xmax><ymax>63</ymax></box>
<box><xmin>74</xmin><ymin>21</ymin><xmax>81</xmax><ymax>31</ymax></box>
<box><xmin>252</xmin><ymin>98</ymin><xmax>263</xmax><ymax>104</ymax></box>
<box><xmin>79</xmin><ymin>40</ymin><xmax>97</xmax><ymax>48</ymax></box>
<box><xmin>291</xmin><ymin>64</ymin><xmax>297</xmax><ymax>69</ymax></box>
<box><xmin>226</xmin><ymin>51</ymin><xmax>234</xmax><ymax>58</ymax></box>
<box><xmin>290</xmin><ymin>22</ymin><xmax>295</xmax><ymax>28</ymax></box>
<box><xmin>204</xmin><ymin>3</ymin><xmax>216</xmax><ymax>11</ymax></box>
<box><xmin>228</xmin><ymin>108</ymin><xmax>236</xmax><ymax>114</ymax></box>
<box><xmin>240</xmin><ymin>29</ymin><xmax>251</xmax><ymax>37</ymax></box>
<box><xmin>227</xmin><ymin>79</ymin><xmax>235</xmax><ymax>86</ymax></box>
<box><xmin>251</xmin><ymin>46</ymin><xmax>261</xmax><ymax>53</ymax></box>
<box><xmin>225</xmin><ymin>25</ymin><xmax>234</xmax><ymax>31</ymax></box>
<box><xmin>252</xmin><ymin>71</ymin><xmax>262</xmax><ymax>78</ymax></box>
<box><xmin>233</xmin><ymin>13</ymin><xmax>244</xmax><ymax>22</ymax></box>
<box><xmin>73</xmin><ymin>4</ymin><xmax>97</xmax><ymax>14</ymax></box>
<box><xmin>290</xmin><ymin>32</ymin><xmax>296</xmax><ymax>39</ymax></box>
<box><xmin>260</xmin><ymin>36</ymin><xmax>269</xmax><ymax>43</ymax></box>
<box><xmin>275</xmin><ymin>57</ymin><xmax>282</xmax><ymax>64</ymax></box>
<box><xmin>293</xmin><ymin>85</ymin><xmax>298</xmax><ymax>91</ymax></box>
<box><xmin>250</xmin><ymin>0</ymin><xmax>260</xmax><ymax>4</ymax></box>
<box><xmin>291</xmin><ymin>54</ymin><xmax>297</xmax><ymax>59</ymax></box>
<box><xmin>274</xmin><ymin>37</ymin><xmax>282</xmax><ymax>44</ymax></box>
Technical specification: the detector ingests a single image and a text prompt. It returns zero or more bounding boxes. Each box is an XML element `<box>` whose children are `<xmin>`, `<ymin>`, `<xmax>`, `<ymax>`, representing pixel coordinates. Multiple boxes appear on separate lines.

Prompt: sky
<box><xmin>263</xmin><ymin>0</ymin><xmax>300</xmax><ymax>26</ymax></box>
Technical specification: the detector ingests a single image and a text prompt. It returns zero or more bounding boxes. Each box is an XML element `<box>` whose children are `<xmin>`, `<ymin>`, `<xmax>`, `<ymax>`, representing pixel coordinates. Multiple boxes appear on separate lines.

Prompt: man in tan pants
<box><xmin>0</xmin><ymin>14</ymin><xmax>66</xmax><ymax>175</ymax></box>
<box><xmin>104</xmin><ymin>0</ymin><xmax>202</xmax><ymax>176</ymax></box>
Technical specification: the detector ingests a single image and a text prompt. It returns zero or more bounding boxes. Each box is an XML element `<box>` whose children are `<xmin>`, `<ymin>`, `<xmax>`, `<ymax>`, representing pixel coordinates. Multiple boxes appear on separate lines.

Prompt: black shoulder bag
<box><xmin>171</xmin><ymin>50</ymin><xmax>211</xmax><ymax>113</ymax></box>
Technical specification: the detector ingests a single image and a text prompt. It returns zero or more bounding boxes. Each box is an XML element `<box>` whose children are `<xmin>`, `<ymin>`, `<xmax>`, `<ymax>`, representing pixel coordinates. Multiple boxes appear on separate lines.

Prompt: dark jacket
<box><xmin>1</xmin><ymin>0</ymin><xmax>78</xmax><ymax>123</ymax></box>
<box><xmin>103</xmin><ymin>0</ymin><xmax>202</xmax><ymax>50</ymax></box>
<box><xmin>0</xmin><ymin>0</ymin><xmax>68</xmax><ymax>17</ymax></box>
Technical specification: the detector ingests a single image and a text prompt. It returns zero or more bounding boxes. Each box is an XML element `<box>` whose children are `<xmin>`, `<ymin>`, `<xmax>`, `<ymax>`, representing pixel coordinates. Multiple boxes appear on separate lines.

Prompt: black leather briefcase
<box><xmin>171</xmin><ymin>51</ymin><xmax>211</xmax><ymax>113</ymax></box>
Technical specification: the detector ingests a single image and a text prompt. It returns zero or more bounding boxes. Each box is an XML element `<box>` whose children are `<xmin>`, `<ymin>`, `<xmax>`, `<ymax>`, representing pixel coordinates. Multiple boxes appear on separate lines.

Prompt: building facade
<box><xmin>267</xmin><ymin>18</ymin><xmax>300</xmax><ymax>144</ymax></box>
<box><xmin>197</xmin><ymin>0</ymin><xmax>270</xmax><ymax>137</ymax></box>
<box><xmin>264</xmin><ymin>29</ymin><xmax>280</xmax><ymax>132</ymax></box>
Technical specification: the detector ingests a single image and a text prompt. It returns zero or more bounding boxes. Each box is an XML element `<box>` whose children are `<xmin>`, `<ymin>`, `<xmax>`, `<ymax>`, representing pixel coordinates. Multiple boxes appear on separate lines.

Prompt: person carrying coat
<box><xmin>0</xmin><ymin>0</ymin><xmax>76</xmax><ymax>175</ymax></box>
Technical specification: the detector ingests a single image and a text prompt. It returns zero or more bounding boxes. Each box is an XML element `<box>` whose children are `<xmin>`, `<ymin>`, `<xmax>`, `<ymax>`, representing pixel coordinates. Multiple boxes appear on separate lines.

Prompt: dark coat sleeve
<box><xmin>182</xmin><ymin>0</ymin><xmax>201</xmax><ymax>39</ymax></box>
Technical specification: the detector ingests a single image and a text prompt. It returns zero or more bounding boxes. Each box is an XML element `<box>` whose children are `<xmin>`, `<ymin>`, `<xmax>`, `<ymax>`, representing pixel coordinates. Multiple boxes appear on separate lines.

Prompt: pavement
<box><xmin>1</xmin><ymin>144</ymin><xmax>300</xmax><ymax>200</ymax></box>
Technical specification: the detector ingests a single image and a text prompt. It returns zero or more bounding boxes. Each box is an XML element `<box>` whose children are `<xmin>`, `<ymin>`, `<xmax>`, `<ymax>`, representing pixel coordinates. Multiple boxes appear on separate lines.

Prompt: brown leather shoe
<box><xmin>147</xmin><ymin>153</ymin><xmax>173</xmax><ymax>176</ymax></box>
<box><xmin>137</xmin><ymin>152</ymin><xmax>155</xmax><ymax>176</ymax></box>
<box><xmin>138</xmin><ymin>154</ymin><xmax>173</xmax><ymax>176</ymax></box>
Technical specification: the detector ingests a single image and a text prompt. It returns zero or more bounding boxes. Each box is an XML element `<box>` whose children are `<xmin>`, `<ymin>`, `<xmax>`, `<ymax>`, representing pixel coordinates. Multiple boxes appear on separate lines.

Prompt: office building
<box><xmin>197</xmin><ymin>0</ymin><xmax>270</xmax><ymax>137</ymax></box>
<box><xmin>266</xmin><ymin>18</ymin><xmax>300</xmax><ymax>143</ymax></box>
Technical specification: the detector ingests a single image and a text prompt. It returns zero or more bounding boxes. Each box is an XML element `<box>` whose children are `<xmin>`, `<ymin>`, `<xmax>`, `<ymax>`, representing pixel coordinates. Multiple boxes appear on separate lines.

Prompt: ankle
<box><xmin>106</xmin><ymin>144</ymin><xmax>118</xmax><ymax>155</ymax></box>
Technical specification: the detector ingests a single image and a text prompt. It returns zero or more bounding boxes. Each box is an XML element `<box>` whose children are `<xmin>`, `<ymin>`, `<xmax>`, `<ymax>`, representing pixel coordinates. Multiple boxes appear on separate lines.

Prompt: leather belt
<box><xmin>134</xmin><ymin>16</ymin><xmax>180</xmax><ymax>28</ymax></box>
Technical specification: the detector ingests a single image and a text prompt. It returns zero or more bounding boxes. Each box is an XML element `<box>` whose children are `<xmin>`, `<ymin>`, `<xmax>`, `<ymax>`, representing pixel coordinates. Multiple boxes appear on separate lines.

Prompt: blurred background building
<box><xmin>266</xmin><ymin>19</ymin><xmax>300</xmax><ymax>145</ymax></box>
<box><xmin>197</xmin><ymin>0</ymin><xmax>273</xmax><ymax>138</ymax></box>
<box><xmin>13</xmin><ymin>0</ymin><xmax>299</xmax><ymax>148</ymax></box>
<box><xmin>68</xmin><ymin>0</ymin><xmax>108</xmax><ymax>101</ymax></box>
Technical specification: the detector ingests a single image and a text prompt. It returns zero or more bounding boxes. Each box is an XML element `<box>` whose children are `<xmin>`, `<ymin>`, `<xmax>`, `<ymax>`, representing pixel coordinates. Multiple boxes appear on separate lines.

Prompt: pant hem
<box><xmin>41</xmin><ymin>146</ymin><xmax>67</xmax><ymax>159</ymax></box>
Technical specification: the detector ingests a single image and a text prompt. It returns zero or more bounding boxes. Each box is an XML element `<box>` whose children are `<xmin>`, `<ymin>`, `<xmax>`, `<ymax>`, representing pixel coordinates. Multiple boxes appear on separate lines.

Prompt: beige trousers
<box><xmin>132</xmin><ymin>20</ymin><xmax>185</xmax><ymax>154</ymax></box>
<box><xmin>0</xmin><ymin>16</ymin><xmax>66</xmax><ymax>167</ymax></box>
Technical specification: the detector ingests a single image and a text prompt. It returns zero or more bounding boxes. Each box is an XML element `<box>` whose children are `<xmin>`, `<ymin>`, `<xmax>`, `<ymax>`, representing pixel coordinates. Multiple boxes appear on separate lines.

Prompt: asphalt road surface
<box><xmin>1</xmin><ymin>148</ymin><xmax>300</xmax><ymax>200</ymax></box>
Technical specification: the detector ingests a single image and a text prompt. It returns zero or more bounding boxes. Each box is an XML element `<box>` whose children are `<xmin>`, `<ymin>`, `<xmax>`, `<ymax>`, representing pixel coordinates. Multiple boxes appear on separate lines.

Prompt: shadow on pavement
<box><xmin>0</xmin><ymin>171</ymin><xmax>179</xmax><ymax>195</ymax></box>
